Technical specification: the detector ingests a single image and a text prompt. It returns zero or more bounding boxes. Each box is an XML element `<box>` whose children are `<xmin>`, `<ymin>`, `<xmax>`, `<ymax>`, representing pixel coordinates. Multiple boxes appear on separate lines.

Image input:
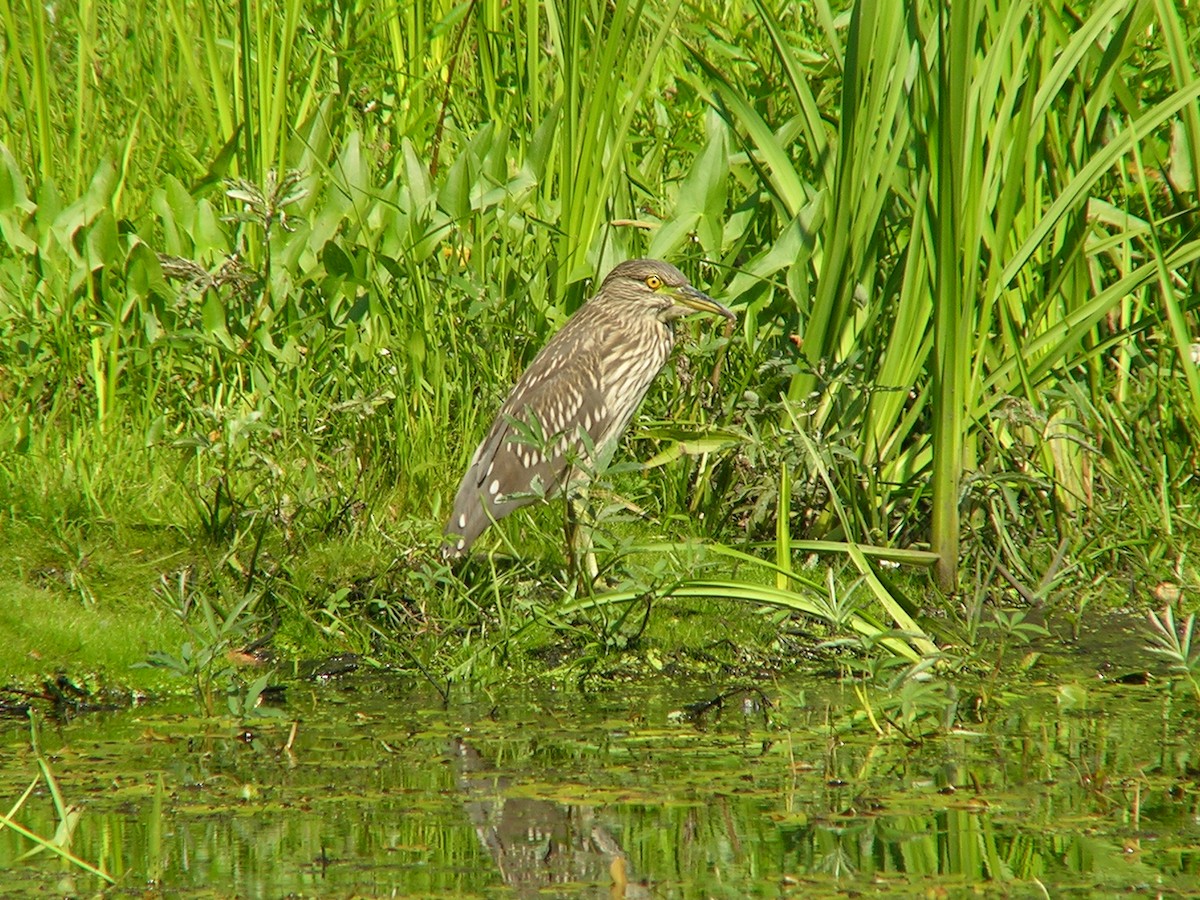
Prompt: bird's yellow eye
<box><xmin>645</xmin><ymin>274</ymin><xmax>662</xmax><ymax>290</ymax></box>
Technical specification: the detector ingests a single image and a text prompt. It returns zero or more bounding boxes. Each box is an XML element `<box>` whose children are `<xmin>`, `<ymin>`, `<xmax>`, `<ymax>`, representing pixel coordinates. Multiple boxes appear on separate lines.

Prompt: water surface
<box><xmin>1</xmin><ymin>665</ymin><xmax>1198</xmax><ymax>897</ymax></box>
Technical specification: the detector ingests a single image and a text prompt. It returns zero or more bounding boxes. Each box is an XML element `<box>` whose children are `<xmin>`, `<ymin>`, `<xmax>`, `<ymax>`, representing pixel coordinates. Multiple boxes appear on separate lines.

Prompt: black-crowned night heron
<box><xmin>443</xmin><ymin>258</ymin><xmax>734</xmax><ymax>560</ymax></box>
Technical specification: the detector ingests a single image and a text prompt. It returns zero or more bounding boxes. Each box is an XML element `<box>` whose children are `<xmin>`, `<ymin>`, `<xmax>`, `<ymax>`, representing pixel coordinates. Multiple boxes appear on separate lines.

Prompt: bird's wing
<box><xmin>443</xmin><ymin>345</ymin><xmax>615</xmax><ymax>556</ymax></box>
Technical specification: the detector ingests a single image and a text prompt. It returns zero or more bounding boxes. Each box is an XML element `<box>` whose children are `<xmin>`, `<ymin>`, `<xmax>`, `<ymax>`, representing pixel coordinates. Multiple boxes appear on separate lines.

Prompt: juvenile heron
<box><xmin>443</xmin><ymin>258</ymin><xmax>734</xmax><ymax>559</ymax></box>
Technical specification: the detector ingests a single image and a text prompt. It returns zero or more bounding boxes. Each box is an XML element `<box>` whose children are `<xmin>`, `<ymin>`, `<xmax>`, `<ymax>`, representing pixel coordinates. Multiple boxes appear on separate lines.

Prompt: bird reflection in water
<box><xmin>451</xmin><ymin>737</ymin><xmax>654</xmax><ymax>898</ymax></box>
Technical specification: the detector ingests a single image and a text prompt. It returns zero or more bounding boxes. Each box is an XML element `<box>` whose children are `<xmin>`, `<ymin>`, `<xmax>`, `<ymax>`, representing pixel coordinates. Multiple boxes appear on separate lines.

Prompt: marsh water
<box><xmin>2</xmin><ymin>636</ymin><xmax>1199</xmax><ymax>898</ymax></box>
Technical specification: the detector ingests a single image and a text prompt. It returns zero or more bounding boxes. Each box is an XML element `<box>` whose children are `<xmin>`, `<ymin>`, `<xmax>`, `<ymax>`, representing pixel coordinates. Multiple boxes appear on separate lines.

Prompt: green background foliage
<box><xmin>1</xmin><ymin>0</ymin><xmax>1198</xmax><ymax>683</ymax></box>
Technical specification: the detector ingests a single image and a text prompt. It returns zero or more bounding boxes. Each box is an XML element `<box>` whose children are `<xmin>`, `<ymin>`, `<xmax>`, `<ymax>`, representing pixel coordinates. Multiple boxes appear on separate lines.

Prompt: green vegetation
<box><xmin>2</xmin><ymin>0</ymin><xmax>1199</xmax><ymax>695</ymax></box>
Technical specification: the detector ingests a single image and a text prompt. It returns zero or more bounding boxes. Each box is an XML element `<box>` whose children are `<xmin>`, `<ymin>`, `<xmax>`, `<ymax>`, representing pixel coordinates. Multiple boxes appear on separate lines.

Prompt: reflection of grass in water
<box><xmin>0</xmin><ymin>678</ymin><xmax>1195</xmax><ymax>896</ymax></box>
<box><xmin>2</xmin><ymin>0</ymin><xmax>1200</xmax><ymax>711</ymax></box>
<box><xmin>0</xmin><ymin>716</ymin><xmax>114</xmax><ymax>885</ymax></box>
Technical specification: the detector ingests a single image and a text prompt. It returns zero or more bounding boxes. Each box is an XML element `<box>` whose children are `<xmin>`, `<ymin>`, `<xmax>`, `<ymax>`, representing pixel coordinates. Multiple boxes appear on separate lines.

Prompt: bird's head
<box><xmin>599</xmin><ymin>259</ymin><xmax>735</xmax><ymax>324</ymax></box>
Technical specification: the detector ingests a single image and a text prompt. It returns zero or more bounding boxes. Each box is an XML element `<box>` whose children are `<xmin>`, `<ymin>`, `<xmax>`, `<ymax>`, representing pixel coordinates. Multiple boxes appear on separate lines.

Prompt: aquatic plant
<box><xmin>1145</xmin><ymin>605</ymin><xmax>1200</xmax><ymax>701</ymax></box>
<box><xmin>0</xmin><ymin>716</ymin><xmax>114</xmax><ymax>884</ymax></box>
<box><xmin>141</xmin><ymin>567</ymin><xmax>279</xmax><ymax>718</ymax></box>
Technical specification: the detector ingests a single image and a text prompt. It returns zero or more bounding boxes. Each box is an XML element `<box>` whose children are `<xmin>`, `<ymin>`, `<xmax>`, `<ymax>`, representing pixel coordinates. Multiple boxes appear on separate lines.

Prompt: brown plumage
<box><xmin>443</xmin><ymin>258</ymin><xmax>734</xmax><ymax>559</ymax></box>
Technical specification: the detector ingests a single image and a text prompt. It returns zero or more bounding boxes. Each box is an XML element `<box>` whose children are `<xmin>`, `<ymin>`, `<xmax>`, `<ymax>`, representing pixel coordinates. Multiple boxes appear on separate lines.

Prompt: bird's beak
<box><xmin>671</xmin><ymin>285</ymin><xmax>736</xmax><ymax>322</ymax></box>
